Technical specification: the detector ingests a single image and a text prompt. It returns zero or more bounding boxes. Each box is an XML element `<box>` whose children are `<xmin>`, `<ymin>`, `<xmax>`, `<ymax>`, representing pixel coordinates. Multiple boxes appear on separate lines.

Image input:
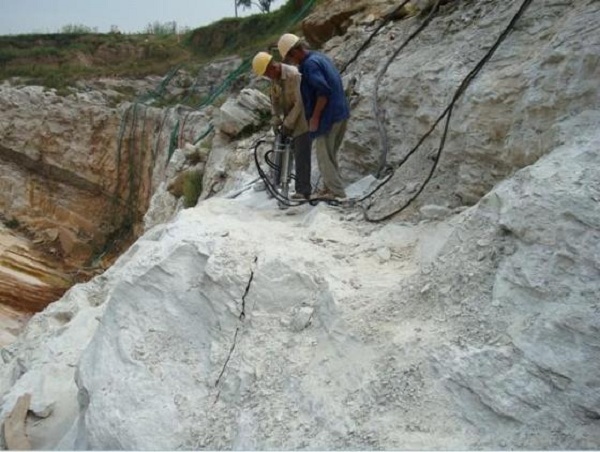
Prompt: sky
<box><xmin>0</xmin><ymin>0</ymin><xmax>287</xmax><ymax>35</ymax></box>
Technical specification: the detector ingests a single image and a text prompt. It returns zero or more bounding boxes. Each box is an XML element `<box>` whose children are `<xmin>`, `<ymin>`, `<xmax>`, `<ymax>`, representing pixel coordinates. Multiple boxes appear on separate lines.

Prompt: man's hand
<box><xmin>271</xmin><ymin>116</ymin><xmax>283</xmax><ymax>133</ymax></box>
<box><xmin>310</xmin><ymin>96</ymin><xmax>327</xmax><ymax>133</ymax></box>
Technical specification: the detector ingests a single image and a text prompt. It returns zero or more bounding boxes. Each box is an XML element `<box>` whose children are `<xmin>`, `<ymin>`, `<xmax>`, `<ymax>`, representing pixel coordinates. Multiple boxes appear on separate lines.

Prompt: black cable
<box><xmin>253</xmin><ymin>139</ymin><xmax>345</xmax><ymax>208</ymax></box>
<box><xmin>373</xmin><ymin>0</ymin><xmax>442</xmax><ymax>177</ymax></box>
<box><xmin>245</xmin><ymin>3</ymin><xmax>415</xmax><ymax>209</ymax></box>
<box><xmin>264</xmin><ymin>150</ymin><xmax>297</xmax><ymax>182</ymax></box>
<box><xmin>339</xmin><ymin>0</ymin><xmax>412</xmax><ymax>74</ymax></box>
<box><xmin>310</xmin><ymin>0</ymin><xmax>443</xmax><ymax>208</ymax></box>
<box><xmin>253</xmin><ymin>139</ymin><xmax>307</xmax><ymax>207</ymax></box>
<box><xmin>364</xmin><ymin>0</ymin><xmax>534</xmax><ymax>223</ymax></box>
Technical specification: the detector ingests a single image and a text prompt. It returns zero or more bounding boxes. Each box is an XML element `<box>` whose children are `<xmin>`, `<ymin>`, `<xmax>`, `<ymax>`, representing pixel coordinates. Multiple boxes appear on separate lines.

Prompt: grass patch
<box><xmin>4</xmin><ymin>217</ymin><xmax>20</xmax><ymax>229</ymax></box>
<box><xmin>0</xmin><ymin>0</ymin><xmax>322</xmax><ymax>108</ymax></box>
<box><xmin>183</xmin><ymin>170</ymin><xmax>203</xmax><ymax>208</ymax></box>
<box><xmin>186</xmin><ymin>0</ymin><xmax>315</xmax><ymax>60</ymax></box>
<box><xmin>0</xmin><ymin>0</ymin><xmax>318</xmax><ymax>93</ymax></box>
<box><xmin>0</xmin><ymin>32</ymin><xmax>191</xmax><ymax>89</ymax></box>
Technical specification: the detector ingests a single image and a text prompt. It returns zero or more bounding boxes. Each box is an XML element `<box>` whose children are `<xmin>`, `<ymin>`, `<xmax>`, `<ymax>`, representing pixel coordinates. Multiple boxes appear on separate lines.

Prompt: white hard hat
<box><xmin>252</xmin><ymin>51</ymin><xmax>273</xmax><ymax>76</ymax></box>
<box><xmin>277</xmin><ymin>33</ymin><xmax>300</xmax><ymax>59</ymax></box>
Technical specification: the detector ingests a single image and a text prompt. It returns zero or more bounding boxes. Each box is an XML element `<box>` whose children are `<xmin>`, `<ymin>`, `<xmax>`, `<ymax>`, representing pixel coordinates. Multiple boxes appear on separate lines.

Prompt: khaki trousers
<box><xmin>315</xmin><ymin>120</ymin><xmax>347</xmax><ymax>198</ymax></box>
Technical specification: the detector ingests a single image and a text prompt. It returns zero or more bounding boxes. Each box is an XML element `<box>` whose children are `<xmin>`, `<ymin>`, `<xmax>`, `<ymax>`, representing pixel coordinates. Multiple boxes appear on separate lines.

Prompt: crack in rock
<box><xmin>214</xmin><ymin>256</ymin><xmax>258</xmax><ymax>389</ymax></box>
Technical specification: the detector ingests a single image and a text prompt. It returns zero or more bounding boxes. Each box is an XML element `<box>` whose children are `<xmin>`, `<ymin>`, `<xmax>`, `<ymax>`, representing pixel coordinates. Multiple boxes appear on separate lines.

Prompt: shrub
<box><xmin>4</xmin><ymin>218</ymin><xmax>20</xmax><ymax>229</ymax></box>
<box><xmin>186</xmin><ymin>0</ymin><xmax>316</xmax><ymax>59</ymax></box>
<box><xmin>183</xmin><ymin>170</ymin><xmax>203</xmax><ymax>208</ymax></box>
<box><xmin>61</xmin><ymin>24</ymin><xmax>98</xmax><ymax>34</ymax></box>
<box><xmin>0</xmin><ymin>49</ymin><xmax>18</xmax><ymax>67</ymax></box>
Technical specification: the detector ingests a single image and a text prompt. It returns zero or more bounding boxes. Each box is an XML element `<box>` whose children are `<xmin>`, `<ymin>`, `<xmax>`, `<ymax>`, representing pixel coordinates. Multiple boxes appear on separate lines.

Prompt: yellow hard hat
<box><xmin>277</xmin><ymin>33</ymin><xmax>300</xmax><ymax>59</ymax></box>
<box><xmin>252</xmin><ymin>51</ymin><xmax>273</xmax><ymax>76</ymax></box>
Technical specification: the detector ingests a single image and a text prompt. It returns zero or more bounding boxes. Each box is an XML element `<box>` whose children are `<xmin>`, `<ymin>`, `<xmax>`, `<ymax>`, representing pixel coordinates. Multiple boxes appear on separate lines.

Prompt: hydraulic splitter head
<box><xmin>271</xmin><ymin>128</ymin><xmax>294</xmax><ymax>210</ymax></box>
<box><xmin>274</xmin><ymin>129</ymin><xmax>292</xmax><ymax>152</ymax></box>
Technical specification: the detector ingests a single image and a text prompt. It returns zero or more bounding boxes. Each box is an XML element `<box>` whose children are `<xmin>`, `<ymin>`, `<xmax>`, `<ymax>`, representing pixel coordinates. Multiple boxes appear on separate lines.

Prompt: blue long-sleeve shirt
<box><xmin>298</xmin><ymin>51</ymin><xmax>350</xmax><ymax>138</ymax></box>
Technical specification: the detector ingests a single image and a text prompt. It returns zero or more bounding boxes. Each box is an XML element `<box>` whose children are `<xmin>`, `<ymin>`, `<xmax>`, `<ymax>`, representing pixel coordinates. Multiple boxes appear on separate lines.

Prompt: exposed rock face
<box><xmin>0</xmin><ymin>85</ymin><xmax>126</xmax><ymax>263</ymax></box>
<box><xmin>0</xmin><ymin>229</ymin><xmax>71</xmax><ymax>313</ymax></box>
<box><xmin>0</xmin><ymin>83</ymin><xmax>211</xmax><ymax>311</ymax></box>
<box><xmin>0</xmin><ymin>302</ymin><xmax>30</xmax><ymax>347</ymax></box>
<box><xmin>191</xmin><ymin>56</ymin><xmax>247</xmax><ymax>98</ymax></box>
<box><xmin>78</xmin><ymin>57</ymin><xmax>247</xmax><ymax>106</ymax></box>
<box><xmin>215</xmin><ymin>88</ymin><xmax>270</xmax><ymax>138</ymax></box>
<box><xmin>301</xmin><ymin>0</ymin><xmax>404</xmax><ymax>47</ymax></box>
<box><xmin>301</xmin><ymin>0</ymin><xmax>368</xmax><ymax>47</ymax></box>
<box><xmin>0</xmin><ymin>112</ymin><xmax>598</xmax><ymax>448</ymax></box>
<box><xmin>0</xmin><ymin>0</ymin><xmax>599</xmax><ymax>449</ymax></box>
<box><xmin>331</xmin><ymin>0</ymin><xmax>600</xmax><ymax>212</ymax></box>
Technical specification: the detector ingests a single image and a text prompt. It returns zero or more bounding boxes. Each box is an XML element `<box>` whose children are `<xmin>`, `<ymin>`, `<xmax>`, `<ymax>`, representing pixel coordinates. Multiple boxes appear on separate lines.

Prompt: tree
<box><xmin>145</xmin><ymin>21</ymin><xmax>177</xmax><ymax>35</ymax></box>
<box><xmin>236</xmin><ymin>0</ymin><xmax>274</xmax><ymax>14</ymax></box>
<box><xmin>60</xmin><ymin>24</ymin><xmax>97</xmax><ymax>34</ymax></box>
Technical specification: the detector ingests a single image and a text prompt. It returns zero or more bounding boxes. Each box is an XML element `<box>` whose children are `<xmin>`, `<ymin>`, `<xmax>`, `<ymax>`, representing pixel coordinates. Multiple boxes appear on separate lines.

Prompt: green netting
<box><xmin>115</xmin><ymin>0</ymin><xmax>318</xmax><ymax>210</ymax></box>
<box><xmin>191</xmin><ymin>0</ymin><xmax>316</xmax><ymax>110</ymax></box>
<box><xmin>193</xmin><ymin>124</ymin><xmax>215</xmax><ymax>145</ymax></box>
<box><xmin>167</xmin><ymin>119</ymin><xmax>180</xmax><ymax>164</ymax></box>
<box><xmin>138</xmin><ymin>64</ymin><xmax>182</xmax><ymax>103</ymax></box>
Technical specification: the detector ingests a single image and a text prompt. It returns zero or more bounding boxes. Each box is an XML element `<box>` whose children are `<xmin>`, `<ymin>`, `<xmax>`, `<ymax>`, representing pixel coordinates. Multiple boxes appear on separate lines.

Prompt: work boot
<box><xmin>311</xmin><ymin>188</ymin><xmax>347</xmax><ymax>202</ymax></box>
<box><xmin>253</xmin><ymin>180</ymin><xmax>266</xmax><ymax>192</ymax></box>
<box><xmin>311</xmin><ymin>189</ymin><xmax>335</xmax><ymax>200</ymax></box>
<box><xmin>290</xmin><ymin>192</ymin><xmax>310</xmax><ymax>200</ymax></box>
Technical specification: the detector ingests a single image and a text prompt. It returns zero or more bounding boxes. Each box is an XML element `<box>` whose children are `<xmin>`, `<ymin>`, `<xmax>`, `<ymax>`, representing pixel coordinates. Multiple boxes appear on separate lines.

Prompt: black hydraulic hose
<box><xmin>340</xmin><ymin>0</ymin><xmax>412</xmax><ymax>75</ymax></box>
<box><xmin>364</xmin><ymin>0</ymin><xmax>535</xmax><ymax>223</ymax></box>
<box><xmin>252</xmin><ymin>139</ymin><xmax>307</xmax><ymax>207</ymax></box>
<box><xmin>244</xmin><ymin>4</ymin><xmax>417</xmax><ymax>209</ymax></box>
<box><xmin>373</xmin><ymin>0</ymin><xmax>442</xmax><ymax>178</ymax></box>
<box><xmin>317</xmin><ymin>0</ymin><xmax>443</xmax><ymax>207</ymax></box>
<box><xmin>264</xmin><ymin>150</ymin><xmax>297</xmax><ymax>182</ymax></box>
<box><xmin>252</xmin><ymin>138</ymin><xmax>346</xmax><ymax>208</ymax></box>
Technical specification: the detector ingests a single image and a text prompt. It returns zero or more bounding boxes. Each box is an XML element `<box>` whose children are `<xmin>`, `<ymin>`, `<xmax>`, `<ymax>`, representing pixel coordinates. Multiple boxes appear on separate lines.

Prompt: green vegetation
<box><xmin>0</xmin><ymin>0</ymin><xmax>316</xmax><ymax>90</ymax></box>
<box><xmin>237</xmin><ymin>0</ymin><xmax>276</xmax><ymax>14</ymax></box>
<box><xmin>0</xmin><ymin>32</ymin><xmax>190</xmax><ymax>89</ymax></box>
<box><xmin>4</xmin><ymin>217</ymin><xmax>20</xmax><ymax>229</ymax></box>
<box><xmin>187</xmin><ymin>0</ymin><xmax>311</xmax><ymax>59</ymax></box>
<box><xmin>238</xmin><ymin>108</ymin><xmax>272</xmax><ymax>138</ymax></box>
<box><xmin>61</xmin><ymin>24</ymin><xmax>98</xmax><ymax>34</ymax></box>
<box><xmin>182</xmin><ymin>170</ymin><xmax>204</xmax><ymax>208</ymax></box>
<box><xmin>145</xmin><ymin>21</ymin><xmax>178</xmax><ymax>36</ymax></box>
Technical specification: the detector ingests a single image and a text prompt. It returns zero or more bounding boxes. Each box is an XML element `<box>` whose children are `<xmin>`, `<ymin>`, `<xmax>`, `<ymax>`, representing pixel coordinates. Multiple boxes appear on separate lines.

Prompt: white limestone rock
<box><xmin>335</xmin><ymin>0</ymin><xmax>600</xmax><ymax>212</ymax></box>
<box><xmin>216</xmin><ymin>88</ymin><xmax>270</xmax><ymax>138</ymax></box>
<box><xmin>420</xmin><ymin>204</ymin><xmax>451</xmax><ymax>220</ymax></box>
<box><xmin>1</xmin><ymin>1</ymin><xmax>599</xmax><ymax>451</ymax></box>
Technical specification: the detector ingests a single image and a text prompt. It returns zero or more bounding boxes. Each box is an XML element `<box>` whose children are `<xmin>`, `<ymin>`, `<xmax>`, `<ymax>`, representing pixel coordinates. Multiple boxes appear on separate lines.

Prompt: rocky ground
<box><xmin>0</xmin><ymin>0</ymin><xmax>599</xmax><ymax>449</ymax></box>
<box><xmin>1</xmin><ymin>115</ymin><xmax>599</xmax><ymax>448</ymax></box>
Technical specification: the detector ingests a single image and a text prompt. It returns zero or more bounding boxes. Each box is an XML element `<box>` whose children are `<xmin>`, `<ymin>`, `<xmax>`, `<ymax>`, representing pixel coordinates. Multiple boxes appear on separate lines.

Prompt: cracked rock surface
<box><xmin>0</xmin><ymin>0</ymin><xmax>599</xmax><ymax>449</ymax></box>
<box><xmin>1</xmin><ymin>112</ymin><xmax>599</xmax><ymax>448</ymax></box>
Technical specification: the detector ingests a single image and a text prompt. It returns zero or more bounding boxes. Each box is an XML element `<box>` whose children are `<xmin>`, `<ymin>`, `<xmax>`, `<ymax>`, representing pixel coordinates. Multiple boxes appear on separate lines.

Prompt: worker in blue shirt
<box><xmin>278</xmin><ymin>33</ymin><xmax>350</xmax><ymax>200</ymax></box>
